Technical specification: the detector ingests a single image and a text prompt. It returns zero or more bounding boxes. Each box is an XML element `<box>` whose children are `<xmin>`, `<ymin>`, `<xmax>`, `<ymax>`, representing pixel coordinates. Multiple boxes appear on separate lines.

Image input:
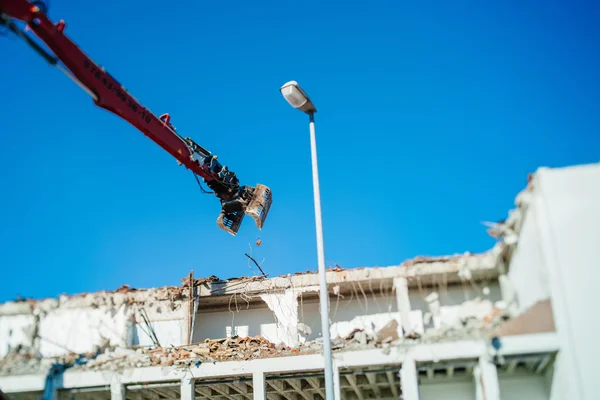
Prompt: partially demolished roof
<box><xmin>0</xmin><ymin>241</ymin><xmax>506</xmax><ymax>316</ymax></box>
<box><xmin>188</xmin><ymin>244</ymin><xmax>505</xmax><ymax>311</ymax></box>
<box><xmin>0</xmin><ymin>244</ymin><xmax>513</xmax><ymax>378</ymax></box>
<box><xmin>1</xmin><ymin>168</ymin><xmax>552</xmax><ymax>381</ymax></box>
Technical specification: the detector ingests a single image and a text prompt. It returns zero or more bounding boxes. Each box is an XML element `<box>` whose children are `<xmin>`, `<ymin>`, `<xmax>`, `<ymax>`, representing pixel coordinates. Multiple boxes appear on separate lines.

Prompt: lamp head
<box><xmin>280</xmin><ymin>80</ymin><xmax>316</xmax><ymax>114</ymax></box>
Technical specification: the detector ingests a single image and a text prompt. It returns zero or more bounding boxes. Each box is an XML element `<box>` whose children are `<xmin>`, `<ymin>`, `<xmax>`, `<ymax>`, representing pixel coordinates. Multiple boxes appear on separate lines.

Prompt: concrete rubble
<box><xmin>0</xmin><ymin>297</ymin><xmax>516</xmax><ymax>376</ymax></box>
<box><xmin>0</xmin><ymin>199</ymin><xmax>531</xmax><ymax>378</ymax></box>
<box><xmin>1</xmin><ymin>297</ymin><xmax>511</xmax><ymax>377</ymax></box>
<box><xmin>0</xmin><ymin>295</ymin><xmax>533</xmax><ymax>379</ymax></box>
<box><xmin>79</xmin><ymin>335</ymin><xmax>303</xmax><ymax>371</ymax></box>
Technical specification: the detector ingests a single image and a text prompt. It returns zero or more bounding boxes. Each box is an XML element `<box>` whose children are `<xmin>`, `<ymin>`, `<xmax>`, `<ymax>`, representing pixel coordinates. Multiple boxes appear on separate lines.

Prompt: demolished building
<box><xmin>1</xmin><ymin>162</ymin><xmax>598</xmax><ymax>400</ymax></box>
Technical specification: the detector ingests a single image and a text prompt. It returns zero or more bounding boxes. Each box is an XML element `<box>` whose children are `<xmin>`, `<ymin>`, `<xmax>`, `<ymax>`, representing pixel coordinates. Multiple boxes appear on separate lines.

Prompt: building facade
<box><xmin>1</xmin><ymin>162</ymin><xmax>598</xmax><ymax>399</ymax></box>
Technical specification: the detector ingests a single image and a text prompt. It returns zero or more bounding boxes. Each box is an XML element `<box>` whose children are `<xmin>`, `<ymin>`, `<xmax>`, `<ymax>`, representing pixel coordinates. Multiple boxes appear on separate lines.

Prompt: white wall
<box><xmin>191</xmin><ymin>283</ymin><xmax>502</xmax><ymax>346</ymax></box>
<box><xmin>523</xmin><ymin>164</ymin><xmax>600</xmax><ymax>400</ymax></box>
<box><xmin>38</xmin><ymin>305</ymin><xmax>132</xmax><ymax>356</ymax></box>
<box><xmin>419</xmin><ymin>381</ymin><xmax>476</xmax><ymax>400</ymax></box>
<box><xmin>507</xmin><ymin>206</ymin><xmax>551</xmax><ymax>313</ymax></box>
<box><xmin>0</xmin><ymin>290</ymin><xmax>187</xmax><ymax>357</ymax></box>
<box><xmin>409</xmin><ymin>283</ymin><xmax>502</xmax><ymax>311</ymax></box>
<box><xmin>131</xmin><ymin>319</ymin><xmax>183</xmax><ymax>347</ymax></box>
<box><xmin>192</xmin><ymin>294</ymin><xmax>403</xmax><ymax>346</ymax></box>
<box><xmin>193</xmin><ymin>307</ymin><xmax>279</xmax><ymax>343</ymax></box>
<box><xmin>301</xmin><ymin>294</ymin><xmax>399</xmax><ymax>341</ymax></box>
<box><xmin>499</xmin><ymin>376</ymin><xmax>550</xmax><ymax>400</ymax></box>
<box><xmin>305</xmin><ymin>285</ymin><xmax>501</xmax><ymax>340</ymax></box>
<box><xmin>0</xmin><ymin>314</ymin><xmax>35</xmax><ymax>358</ymax></box>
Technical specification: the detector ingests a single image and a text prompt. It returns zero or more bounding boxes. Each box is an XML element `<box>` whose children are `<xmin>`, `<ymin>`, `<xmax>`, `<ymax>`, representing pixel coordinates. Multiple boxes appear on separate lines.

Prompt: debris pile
<box><xmin>330</xmin><ymin>330</ymin><xmax>377</xmax><ymax>351</ymax></box>
<box><xmin>77</xmin><ymin>335</ymin><xmax>314</xmax><ymax>372</ymax></box>
<box><xmin>419</xmin><ymin>299</ymin><xmax>511</xmax><ymax>343</ymax></box>
<box><xmin>0</xmin><ymin>345</ymin><xmax>103</xmax><ymax>376</ymax></box>
<box><xmin>81</xmin><ymin>347</ymin><xmax>151</xmax><ymax>371</ymax></box>
<box><xmin>148</xmin><ymin>336</ymin><xmax>293</xmax><ymax>367</ymax></box>
<box><xmin>0</xmin><ymin>308</ymin><xmax>515</xmax><ymax>376</ymax></box>
<box><xmin>326</xmin><ymin>319</ymin><xmax>412</xmax><ymax>354</ymax></box>
<box><xmin>183</xmin><ymin>336</ymin><xmax>293</xmax><ymax>362</ymax></box>
<box><xmin>0</xmin><ymin>347</ymin><xmax>45</xmax><ymax>376</ymax></box>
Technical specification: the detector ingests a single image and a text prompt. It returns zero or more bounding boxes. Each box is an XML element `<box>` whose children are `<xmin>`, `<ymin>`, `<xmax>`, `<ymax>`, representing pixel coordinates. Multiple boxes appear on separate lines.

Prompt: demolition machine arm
<box><xmin>0</xmin><ymin>0</ymin><xmax>272</xmax><ymax>235</ymax></box>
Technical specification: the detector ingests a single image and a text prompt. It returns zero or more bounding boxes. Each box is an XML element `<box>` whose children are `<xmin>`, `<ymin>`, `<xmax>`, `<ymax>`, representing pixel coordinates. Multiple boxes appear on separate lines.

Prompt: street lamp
<box><xmin>280</xmin><ymin>80</ymin><xmax>335</xmax><ymax>400</ymax></box>
<box><xmin>280</xmin><ymin>81</ymin><xmax>317</xmax><ymax>114</ymax></box>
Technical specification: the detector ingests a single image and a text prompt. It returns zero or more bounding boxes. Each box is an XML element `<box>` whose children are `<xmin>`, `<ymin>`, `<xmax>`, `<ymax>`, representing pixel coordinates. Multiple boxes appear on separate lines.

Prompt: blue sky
<box><xmin>1</xmin><ymin>0</ymin><xmax>598</xmax><ymax>302</ymax></box>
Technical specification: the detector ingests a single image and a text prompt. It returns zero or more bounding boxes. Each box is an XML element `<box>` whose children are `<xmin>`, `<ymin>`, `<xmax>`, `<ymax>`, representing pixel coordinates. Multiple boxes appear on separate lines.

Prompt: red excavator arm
<box><xmin>0</xmin><ymin>0</ymin><xmax>272</xmax><ymax>235</ymax></box>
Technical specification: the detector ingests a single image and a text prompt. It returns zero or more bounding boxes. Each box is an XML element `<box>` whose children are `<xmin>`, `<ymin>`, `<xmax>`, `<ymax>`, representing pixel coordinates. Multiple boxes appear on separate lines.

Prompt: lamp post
<box><xmin>280</xmin><ymin>81</ymin><xmax>334</xmax><ymax>400</ymax></box>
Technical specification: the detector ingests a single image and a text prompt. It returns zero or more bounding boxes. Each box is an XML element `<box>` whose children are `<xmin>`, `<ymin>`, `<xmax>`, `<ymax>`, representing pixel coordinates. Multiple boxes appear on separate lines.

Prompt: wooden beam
<box><xmin>187</xmin><ymin>270</ymin><xmax>194</xmax><ymax>344</ymax></box>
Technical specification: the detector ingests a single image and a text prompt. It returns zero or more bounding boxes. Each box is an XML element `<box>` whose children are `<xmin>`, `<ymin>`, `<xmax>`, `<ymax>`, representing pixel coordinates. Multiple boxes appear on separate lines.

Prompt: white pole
<box><xmin>308</xmin><ymin>113</ymin><xmax>335</xmax><ymax>399</ymax></box>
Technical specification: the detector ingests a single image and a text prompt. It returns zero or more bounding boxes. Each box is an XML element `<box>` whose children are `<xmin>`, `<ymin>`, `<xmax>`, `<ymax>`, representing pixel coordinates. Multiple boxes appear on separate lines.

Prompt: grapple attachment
<box><xmin>216</xmin><ymin>184</ymin><xmax>272</xmax><ymax>236</ymax></box>
<box><xmin>217</xmin><ymin>210</ymin><xmax>245</xmax><ymax>236</ymax></box>
<box><xmin>245</xmin><ymin>184</ymin><xmax>272</xmax><ymax>230</ymax></box>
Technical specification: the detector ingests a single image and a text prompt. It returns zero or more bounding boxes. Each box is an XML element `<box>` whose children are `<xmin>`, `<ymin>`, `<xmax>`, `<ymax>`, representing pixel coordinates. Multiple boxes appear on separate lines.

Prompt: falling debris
<box><xmin>244</xmin><ymin>253</ymin><xmax>268</xmax><ymax>278</ymax></box>
<box><xmin>331</xmin><ymin>264</ymin><xmax>345</xmax><ymax>272</ymax></box>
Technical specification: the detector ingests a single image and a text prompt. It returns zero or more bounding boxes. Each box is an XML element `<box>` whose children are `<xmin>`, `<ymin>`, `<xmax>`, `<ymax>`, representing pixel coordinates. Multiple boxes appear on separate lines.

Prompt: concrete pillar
<box><xmin>474</xmin><ymin>356</ymin><xmax>500</xmax><ymax>400</ymax></box>
<box><xmin>180</xmin><ymin>375</ymin><xmax>195</xmax><ymax>400</ymax></box>
<box><xmin>333</xmin><ymin>361</ymin><xmax>341</xmax><ymax>400</ymax></box>
<box><xmin>110</xmin><ymin>377</ymin><xmax>126</xmax><ymax>400</ymax></box>
<box><xmin>400</xmin><ymin>357</ymin><xmax>419</xmax><ymax>400</ymax></box>
<box><xmin>253</xmin><ymin>371</ymin><xmax>266</xmax><ymax>400</ymax></box>
<box><xmin>393</xmin><ymin>277</ymin><xmax>413</xmax><ymax>334</ymax></box>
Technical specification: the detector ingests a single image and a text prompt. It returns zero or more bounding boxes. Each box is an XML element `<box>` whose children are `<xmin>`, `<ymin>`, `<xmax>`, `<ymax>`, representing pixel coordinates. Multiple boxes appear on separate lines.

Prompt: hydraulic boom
<box><xmin>0</xmin><ymin>0</ymin><xmax>272</xmax><ymax>236</ymax></box>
